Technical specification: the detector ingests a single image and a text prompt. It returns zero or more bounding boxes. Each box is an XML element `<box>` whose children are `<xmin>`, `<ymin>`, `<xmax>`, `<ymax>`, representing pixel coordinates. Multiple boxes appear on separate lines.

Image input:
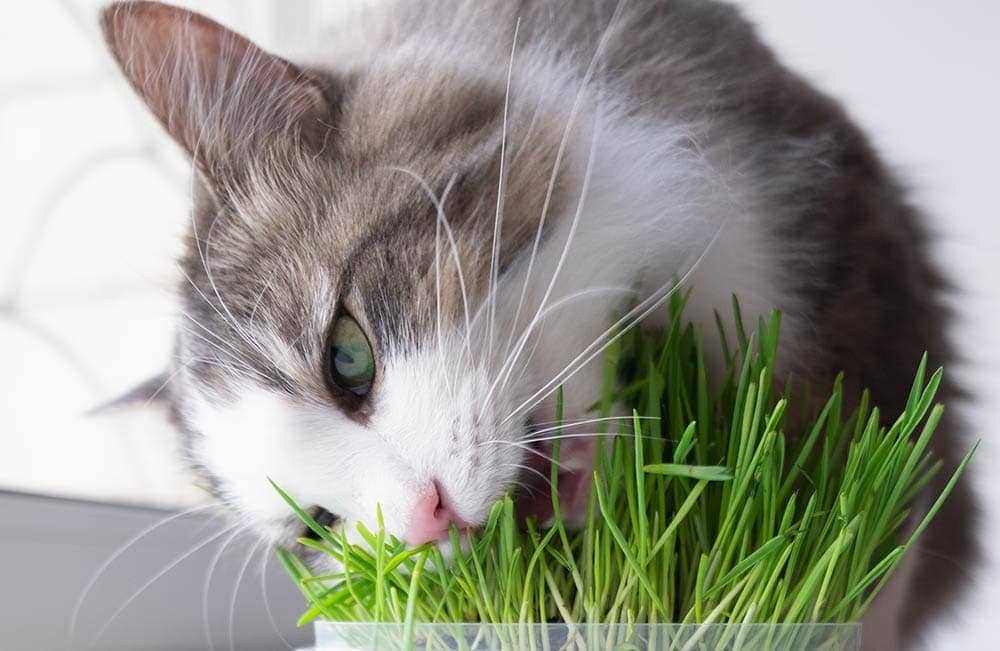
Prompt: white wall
<box><xmin>1</xmin><ymin>1</ymin><xmax>996</xmax><ymax>647</ymax></box>
<box><xmin>0</xmin><ymin>0</ymin><xmax>320</xmax><ymax>507</ymax></box>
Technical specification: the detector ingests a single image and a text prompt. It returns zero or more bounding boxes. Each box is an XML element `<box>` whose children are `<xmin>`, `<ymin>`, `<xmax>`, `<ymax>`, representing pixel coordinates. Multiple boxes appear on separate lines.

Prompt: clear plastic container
<box><xmin>308</xmin><ymin>621</ymin><xmax>862</xmax><ymax>650</ymax></box>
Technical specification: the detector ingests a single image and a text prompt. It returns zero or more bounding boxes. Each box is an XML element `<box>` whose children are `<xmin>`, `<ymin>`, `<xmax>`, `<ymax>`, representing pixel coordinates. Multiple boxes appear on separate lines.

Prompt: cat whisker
<box><xmin>384</xmin><ymin>166</ymin><xmax>473</xmax><ymax>364</ymax></box>
<box><xmin>502</xmin><ymin>211</ymin><xmax>729</xmax><ymax>426</ymax></box>
<box><xmin>484</xmin><ymin>18</ymin><xmax>521</xmax><ymax>373</ymax></box>
<box><xmin>179</xmin><ymin>349</ymin><xmax>279</xmax><ymax>392</ymax></box>
<box><xmin>87</xmin><ymin>522</ymin><xmax>241</xmax><ymax>648</ymax></box>
<box><xmin>526</xmin><ymin>415</ymin><xmax>657</xmax><ymax>429</ymax></box>
<box><xmin>503</xmin><ymin>314</ymin><xmax>546</xmax><ymax>396</ymax></box>
<box><xmin>526</xmin><ymin>415</ymin><xmax>662</xmax><ymax>437</ymax></box>
<box><xmin>492</xmin><ymin>0</ymin><xmax>638</xmax><ymax>423</ymax></box>
<box><xmin>228</xmin><ymin>536</ymin><xmax>264</xmax><ymax>651</ymax></box>
<box><xmin>177</xmin><ymin>268</ymin><xmax>277</xmax><ymax>368</ymax></box>
<box><xmin>501</xmin><ymin>462</ymin><xmax>549</xmax><ymax>488</ymax></box>
<box><xmin>179</xmin><ymin>305</ymin><xmax>249</xmax><ymax>359</ymax></box>
<box><xmin>179</xmin><ymin>309</ymin><xmax>283</xmax><ymax>384</ymax></box>
<box><xmin>520</xmin><ymin>431</ymin><xmax>672</xmax><ymax>446</ymax></box>
<box><xmin>182</xmin><ymin>357</ymin><xmax>273</xmax><ymax>388</ymax></box>
<box><xmin>175</xmin><ymin>328</ymin><xmax>252</xmax><ymax>375</ymax></box>
<box><xmin>259</xmin><ymin>543</ymin><xmax>296</xmax><ymax>650</ymax></box>
<box><xmin>494</xmin><ymin>286</ymin><xmax>638</xmax><ymax>402</ymax></box>
<box><xmin>188</xmin><ymin>212</ymin><xmax>255</xmax><ymax>354</ymax></box>
<box><xmin>68</xmin><ymin>502</ymin><xmax>223</xmax><ymax>645</ymax></box>
<box><xmin>480</xmin><ymin>438</ymin><xmax>568</xmax><ymax>471</ymax></box>
<box><xmin>500</xmin><ymin>105</ymin><xmax>605</xmax><ymax>411</ymax></box>
<box><xmin>213</xmin><ymin>203</ymin><xmax>307</xmax><ymax>375</ymax></box>
<box><xmin>202</xmin><ymin>526</ymin><xmax>247</xmax><ymax>651</ymax></box>
<box><xmin>178</xmin><ymin>258</ymin><xmax>287</xmax><ymax>384</ymax></box>
<box><xmin>915</xmin><ymin>546</ymin><xmax>977</xmax><ymax>582</ymax></box>
<box><xmin>247</xmin><ymin>274</ymin><xmax>277</xmax><ymax>329</ymax></box>
<box><xmin>512</xmin><ymin>481</ymin><xmax>540</xmax><ymax>500</ymax></box>
<box><xmin>499</xmin><ymin>475</ymin><xmax>538</xmax><ymax>500</ymax></box>
<box><xmin>434</xmin><ymin>178</ymin><xmax>458</xmax><ymax>401</ymax></box>
<box><xmin>177</xmin><ymin>343</ymin><xmax>277</xmax><ymax>387</ymax></box>
<box><xmin>500</xmin><ymin>0</ymin><xmax>628</xmax><ymax>368</ymax></box>
<box><xmin>202</xmin><ymin>210</ymin><xmax>239</xmax><ymax>330</ymax></box>
<box><xmin>139</xmin><ymin>361</ymin><xmax>191</xmax><ymax>407</ymax></box>
<box><xmin>479</xmin><ymin>286</ymin><xmax>637</xmax><ymax>418</ymax></box>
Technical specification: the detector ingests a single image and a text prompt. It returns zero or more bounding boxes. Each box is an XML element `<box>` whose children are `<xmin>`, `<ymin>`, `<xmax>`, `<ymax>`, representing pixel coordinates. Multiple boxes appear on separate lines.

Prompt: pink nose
<box><xmin>404</xmin><ymin>481</ymin><xmax>468</xmax><ymax>546</ymax></box>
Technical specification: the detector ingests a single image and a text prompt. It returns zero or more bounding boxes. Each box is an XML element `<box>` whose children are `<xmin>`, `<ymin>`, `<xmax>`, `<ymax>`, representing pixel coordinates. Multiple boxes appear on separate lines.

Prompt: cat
<box><xmin>100</xmin><ymin>1</ymin><xmax>976</xmax><ymax>647</ymax></box>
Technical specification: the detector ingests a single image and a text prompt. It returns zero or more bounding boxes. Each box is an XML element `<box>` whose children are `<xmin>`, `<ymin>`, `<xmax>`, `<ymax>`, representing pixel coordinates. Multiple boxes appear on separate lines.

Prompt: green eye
<box><xmin>327</xmin><ymin>315</ymin><xmax>375</xmax><ymax>396</ymax></box>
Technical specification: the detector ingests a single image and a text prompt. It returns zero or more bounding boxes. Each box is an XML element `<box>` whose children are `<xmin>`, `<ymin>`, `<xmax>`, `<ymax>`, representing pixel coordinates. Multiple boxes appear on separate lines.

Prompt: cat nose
<box><xmin>404</xmin><ymin>480</ymin><xmax>467</xmax><ymax>546</ymax></box>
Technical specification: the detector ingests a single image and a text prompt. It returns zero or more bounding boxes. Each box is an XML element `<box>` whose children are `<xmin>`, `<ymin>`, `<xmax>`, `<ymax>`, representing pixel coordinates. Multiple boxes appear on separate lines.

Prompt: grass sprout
<box><xmin>274</xmin><ymin>295</ymin><xmax>975</xmax><ymax>635</ymax></box>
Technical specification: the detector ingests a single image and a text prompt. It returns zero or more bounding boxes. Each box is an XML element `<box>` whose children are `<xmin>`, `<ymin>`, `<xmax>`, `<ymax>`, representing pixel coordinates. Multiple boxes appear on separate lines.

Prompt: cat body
<box><xmin>100</xmin><ymin>1</ymin><xmax>975</xmax><ymax>647</ymax></box>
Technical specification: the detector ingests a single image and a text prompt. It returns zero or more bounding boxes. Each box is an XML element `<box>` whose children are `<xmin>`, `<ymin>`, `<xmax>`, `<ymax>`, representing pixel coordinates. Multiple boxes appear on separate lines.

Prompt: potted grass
<box><xmin>274</xmin><ymin>296</ymin><xmax>975</xmax><ymax>650</ymax></box>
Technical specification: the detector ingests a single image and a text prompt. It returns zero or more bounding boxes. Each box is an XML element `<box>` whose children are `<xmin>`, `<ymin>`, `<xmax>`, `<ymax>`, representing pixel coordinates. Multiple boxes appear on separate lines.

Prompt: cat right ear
<box><xmin>100</xmin><ymin>1</ymin><xmax>332</xmax><ymax>186</ymax></box>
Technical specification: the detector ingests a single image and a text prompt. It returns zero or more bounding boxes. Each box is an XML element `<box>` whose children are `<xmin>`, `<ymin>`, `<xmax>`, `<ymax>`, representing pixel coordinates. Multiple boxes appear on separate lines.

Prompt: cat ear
<box><xmin>100</xmin><ymin>1</ymin><xmax>331</xmax><ymax>184</ymax></box>
<box><xmin>86</xmin><ymin>372</ymin><xmax>172</xmax><ymax>415</ymax></box>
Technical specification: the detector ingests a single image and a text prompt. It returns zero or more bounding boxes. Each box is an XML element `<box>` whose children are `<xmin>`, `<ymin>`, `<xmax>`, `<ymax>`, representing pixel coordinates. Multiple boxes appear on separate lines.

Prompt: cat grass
<box><xmin>273</xmin><ymin>295</ymin><xmax>975</xmax><ymax>643</ymax></box>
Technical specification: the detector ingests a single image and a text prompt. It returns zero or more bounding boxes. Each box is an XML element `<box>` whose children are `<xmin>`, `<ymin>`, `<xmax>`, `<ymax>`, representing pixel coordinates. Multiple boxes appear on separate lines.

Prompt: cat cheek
<box><xmin>184</xmin><ymin>384</ymin><xmax>368</xmax><ymax>533</ymax></box>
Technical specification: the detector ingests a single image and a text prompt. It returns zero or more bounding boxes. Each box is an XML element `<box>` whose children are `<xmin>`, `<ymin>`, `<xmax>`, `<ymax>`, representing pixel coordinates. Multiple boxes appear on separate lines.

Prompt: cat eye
<box><xmin>327</xmin><ymin>314</ymin><xmax>375</xmax><ymax>396</ymax></box>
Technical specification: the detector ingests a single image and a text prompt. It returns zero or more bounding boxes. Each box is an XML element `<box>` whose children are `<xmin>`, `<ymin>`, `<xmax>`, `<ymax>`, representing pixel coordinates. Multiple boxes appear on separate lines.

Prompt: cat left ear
<box><xmin>86</xmin><ymin>372</ymin><xmax>172</xmax><ymax>415</ymax></box>
<box><xmin>100</xmin><ymin>1</ymin><xmax>332</xmax><ymax>185</ymax></box>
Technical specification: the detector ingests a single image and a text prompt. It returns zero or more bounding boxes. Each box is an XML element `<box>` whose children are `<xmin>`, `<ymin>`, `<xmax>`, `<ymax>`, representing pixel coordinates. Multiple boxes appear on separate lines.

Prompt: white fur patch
<box><xmin>187</xmin><ymin>339</ymin><xmax>527</xmax><ymax>546</ymax></box>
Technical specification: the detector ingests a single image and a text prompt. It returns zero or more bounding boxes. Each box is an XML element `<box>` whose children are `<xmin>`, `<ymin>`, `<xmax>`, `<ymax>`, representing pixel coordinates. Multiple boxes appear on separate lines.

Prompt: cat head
<box><xmin>100</xmin><ymin>1</ymin><xmax>608</xmax><ymax>549</ymax></box>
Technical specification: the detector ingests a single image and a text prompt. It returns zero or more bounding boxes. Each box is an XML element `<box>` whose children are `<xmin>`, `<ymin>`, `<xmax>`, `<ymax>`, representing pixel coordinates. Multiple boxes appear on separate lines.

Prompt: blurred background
<box><xmin>1</xmin><ymin>1</ymin><xmax>997</xmax><ymax>648</ymax></box>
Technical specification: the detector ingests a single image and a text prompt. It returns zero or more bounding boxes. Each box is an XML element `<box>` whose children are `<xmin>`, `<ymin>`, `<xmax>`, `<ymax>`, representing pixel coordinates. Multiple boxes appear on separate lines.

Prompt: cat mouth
<box><xmin>301</xmin><ymin>506</ymin><xmax>341</xmax><ymax>541</ymax></box>
<box><xmin>513</xmin><ymin>435</ymin><xmax>595</xmax><ymax>527</ymax></box>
